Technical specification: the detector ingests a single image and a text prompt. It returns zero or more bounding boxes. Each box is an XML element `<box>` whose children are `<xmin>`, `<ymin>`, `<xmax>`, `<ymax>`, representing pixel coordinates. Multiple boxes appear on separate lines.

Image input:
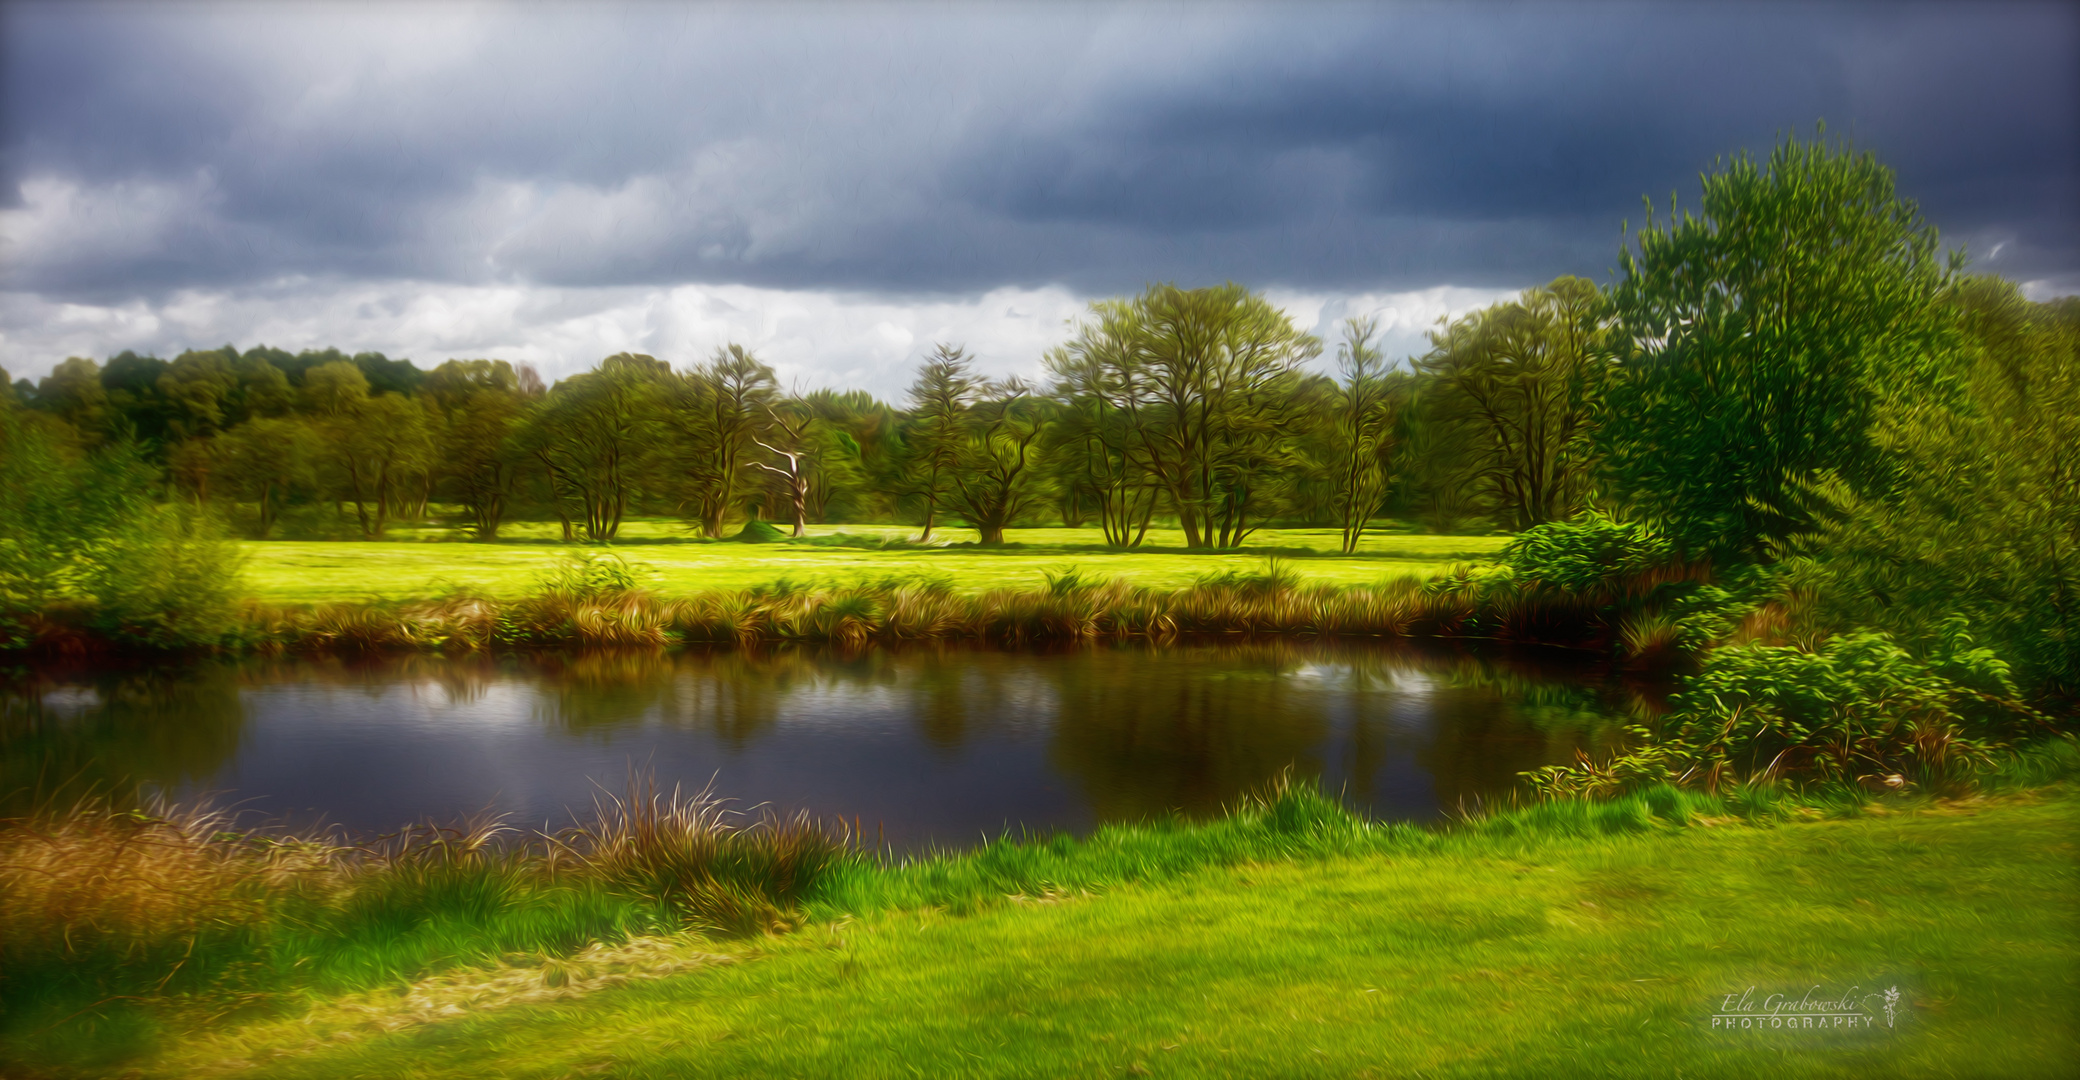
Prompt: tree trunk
<box><xmin>371</xmin><ymin>467</ymin><xmax>391</xmax><ymax>539</ymax></box>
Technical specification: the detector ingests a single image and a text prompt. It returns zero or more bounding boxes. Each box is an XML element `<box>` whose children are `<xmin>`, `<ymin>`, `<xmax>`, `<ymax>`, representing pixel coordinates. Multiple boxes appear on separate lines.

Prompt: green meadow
<box><xmin>143</xmin><ymin>790</ymin><xmax>2079</xmax><ymax>1079</ymax></box>
<box><xmin>235</xmin><ymin>522</ymin><xmax>1513</xmax><ymax>604</ymax></box>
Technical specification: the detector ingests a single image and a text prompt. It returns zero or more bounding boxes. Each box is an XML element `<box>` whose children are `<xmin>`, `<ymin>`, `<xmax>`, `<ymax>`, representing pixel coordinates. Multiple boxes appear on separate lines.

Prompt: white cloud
<box><xmin>0</xmin><ymin>173</ymin><xmax>224</xmax><ymax>285</ymax></box>
<box><xmin>1264</xmin><ymin>284</ymin><xmax>1524</xmax><ymax>371</ymax></box>
<box><xmin>2021</xmin><ymin>276</ymin><xmax>2080</xmax><ymax>302</ymax></box>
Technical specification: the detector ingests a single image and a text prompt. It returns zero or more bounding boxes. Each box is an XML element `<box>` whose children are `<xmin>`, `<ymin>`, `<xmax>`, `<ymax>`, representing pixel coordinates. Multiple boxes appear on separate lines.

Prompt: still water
<box><xmin>3</xmin><ymin>642</ymin><xmax>1653</xmax><ymax>849</ymax></box>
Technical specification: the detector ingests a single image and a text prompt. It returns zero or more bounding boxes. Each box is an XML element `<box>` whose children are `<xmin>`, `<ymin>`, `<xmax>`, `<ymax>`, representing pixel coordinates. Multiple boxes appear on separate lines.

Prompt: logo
<box><xmin>1709</xmin><ymin>984</ymin><xmax>1904</xmax><ymax>1036</ymax></box>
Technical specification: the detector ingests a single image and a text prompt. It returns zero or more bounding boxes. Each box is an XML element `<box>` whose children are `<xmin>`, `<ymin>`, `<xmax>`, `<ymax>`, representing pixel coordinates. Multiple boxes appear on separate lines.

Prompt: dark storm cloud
<box><xmin>3</xmin><ymin>1</ymin><xmax>2074</xmax><ymax>300</ymax></box>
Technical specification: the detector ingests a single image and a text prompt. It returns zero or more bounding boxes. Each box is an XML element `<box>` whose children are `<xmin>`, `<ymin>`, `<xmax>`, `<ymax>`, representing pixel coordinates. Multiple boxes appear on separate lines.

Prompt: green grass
<box><xmin>119</xmin><ymin>784</ymin><xmax>2080</xmax><ymax>1079</ymax></box>
<box><xmin>235</xmin><ymin>522</ymin><xmax>1513</xmax><ymax>604</ymax></box>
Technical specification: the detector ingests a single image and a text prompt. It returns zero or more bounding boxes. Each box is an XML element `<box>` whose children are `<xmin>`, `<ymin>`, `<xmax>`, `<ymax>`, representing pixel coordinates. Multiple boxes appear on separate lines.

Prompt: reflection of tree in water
<box><xmin>1403</xmin><ymin>646</ymin><xmax>1653</xmax><ymax>810</ymax></box>
<box><xmin>399</xmin><ymin>653</ymin><xmax>503</xmax><ymax>708</ymax></box>
<box><xmin>0</xmin><ymin>662</ymin><xmax>247</xmax><ymax>815</ymax></box>
<box><xmin>4</xmin><ymin>643</ymin><xmax>1655</xmax><ymax>834</ymax></box>
<box><xmin>898</xmin><ymin>645</ymin><xmax>986</xmax><ymax>750</ymax></box>
<box><xmin>694</xmin><ymin>649</ymin><xmax>831</xmax><ymax>746</ymax></box>
<box><xmin>527</xmin><ymin>649</ymin><xmax>682</xmax><ymax>733</ymax></box>
<box><xmin>876</xmin><ymin>643</ymin><xmax>1057</xmax><ymax>753</ymax></box>
<box><xmin>1033</xmin><ymin>640</ymin><xmax>1657</xmax><ymax>825</ymax></box>
<box><xmin>527</xmin><ymin>647</ymin><xmax>908</xmax><ymax>748</ymax></box>
<box><xmin>267</xmin><ymin>652</ymin><xmax>512</xmax><ymax>709</ymax></box>
<box><xmin>1042</xmin><ymin>641</ymin><xmax>1336</xmax><ymax>824</ymax></box>
<box><xmin>535</xmin><ymin>643</ymin><xmax>1052</xmax><ymax>754</ymax></box>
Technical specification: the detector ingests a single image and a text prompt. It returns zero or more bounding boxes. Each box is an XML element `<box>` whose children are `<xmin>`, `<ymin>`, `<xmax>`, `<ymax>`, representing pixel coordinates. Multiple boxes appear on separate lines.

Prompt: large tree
<box><xmin>424</xmin><ymin>359</ymin><xmax>533</xmax><ymax>540</ymax></box>
<box><xmin>949</xmin><ymin>379</ymin><xmax>1046</xmax><ymax>546</ymax></box>
<box><xmin>524</xmin><ymin>353</ymin><xmax>669</xmax><ymax>543</ymax></box>
<box><xmin>33</xmin><ymin>358</ymin><xmax>112</xmax><ymax>443</ymax></box>
<box><xmin>901</xmin><ymin>344</ymin><xmax>983</xmax><ymax>541</ymax></box>
<box><xmin>1416</xmin><ymin>276</ymin><xmax>1612</xmax><ymax>532</ymax></box>
<box><xmin>1047</xmin><ymin>283</ymin><xmax>1318</xmax><ymax>548</ymax></box>
<box><xmin>1328</xmin><ymin>317</ymin><xmax>1406</xmax><ymax>553</ymax></box>
<box><xmin>1047</xmin><ymin>328</ymin><xmax>1161</xmax><ymax>547</ymax></box>
<box><xmin>214</xmin><ymin>416</ymin><xmax>320</xmax><ymax>538</ymax></box>
<box><xmin>1789</xmin><ymin>281</ymin><xmax>2080</xmax><ymax>697</ymax></box>
<box><xmin>1600</xmin><ymin>133</ymin><xmax>1960</xmax><ymax>559</ymax></box>
<box><xmin>672</xmin><ymin>344</ymin><xmax>777</xmax><ymax>537</ymax></box>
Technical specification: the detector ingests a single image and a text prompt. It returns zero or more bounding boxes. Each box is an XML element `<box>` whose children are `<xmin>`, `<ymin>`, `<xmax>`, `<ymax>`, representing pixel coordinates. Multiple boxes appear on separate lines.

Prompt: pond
<box><xmin>2</xmin><ymin>642</ymin><xmax>1657</xmax><ymax>849</ymax></box>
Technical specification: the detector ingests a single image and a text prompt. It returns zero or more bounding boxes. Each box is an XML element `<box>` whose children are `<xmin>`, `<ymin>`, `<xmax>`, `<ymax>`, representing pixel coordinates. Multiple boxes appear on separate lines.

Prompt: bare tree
<box><xmin>750</xmin><ymin>405</ymin><xmax>814</xmax><ymax>538</ymax></box>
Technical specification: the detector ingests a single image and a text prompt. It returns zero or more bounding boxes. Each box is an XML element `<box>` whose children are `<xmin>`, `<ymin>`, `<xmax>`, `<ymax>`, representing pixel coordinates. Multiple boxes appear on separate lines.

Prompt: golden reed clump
<box><xmin>0</xmin><ymin>800</ymin><xmax>344</xmax><ymax>963</ymax></box>
<box><xmin>228</xmin><ymin>568</ymin><xmax>1683</xmax><ymax>656</ymax></box>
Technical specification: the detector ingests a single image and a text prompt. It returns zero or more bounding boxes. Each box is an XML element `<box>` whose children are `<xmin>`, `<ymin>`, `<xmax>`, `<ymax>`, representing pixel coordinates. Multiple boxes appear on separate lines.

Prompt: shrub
<box><xmin>533</xmin><ymin>551</ymin><xmax>652</xmax><ymax>599</ymax></box>
<box><xmin>1524</xmin><ymin>626</ymin><xmax>2048</xmax><ymax>797</ymax></box>
<box><xmin>0</xmin><ymin>409</ymin><xmax>244</xmax><ymax>650</ymax></box>
<box><xmin>1501</xmin><ymin>512</ymin><xmax>1675</xmax><ymax>597</ymax></box>
<box><xmin>732</xmin><ymin>519</ymin><xmax>788</xmax><ymax>543</ymax></box>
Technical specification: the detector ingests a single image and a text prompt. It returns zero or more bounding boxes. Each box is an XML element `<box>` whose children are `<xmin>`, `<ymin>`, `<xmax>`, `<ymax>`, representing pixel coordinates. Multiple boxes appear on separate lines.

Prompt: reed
<box><xmin>548</xmin><ymin>777</ymin><xmax>842</xmax><ymax>936</ymax></box>
<box><xmin>0</xmin><ymin>777</ymin><xmax>848</xmax><ymax>1068</ymax></box>
<box><xmin>231</xmin><ymin>568</ymin><xmax>1682</xmax><ymax>653</ymax></box>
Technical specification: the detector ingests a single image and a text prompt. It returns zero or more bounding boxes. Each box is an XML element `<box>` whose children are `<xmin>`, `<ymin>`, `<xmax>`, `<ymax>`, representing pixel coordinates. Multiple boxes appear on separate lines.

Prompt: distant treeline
<box><xmin>1</xmin><ymin>277</ymin><xmax>1623</xmax><ymax>549</ymax></box>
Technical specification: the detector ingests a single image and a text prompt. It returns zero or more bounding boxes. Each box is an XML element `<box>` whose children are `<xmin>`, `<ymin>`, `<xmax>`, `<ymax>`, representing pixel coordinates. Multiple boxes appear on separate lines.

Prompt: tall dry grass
<box><xmin>236</xmin><ymin>562</ymin><xmax>1688</xmax><ymax>656</ymax></box>
<box><xmin>0</xmin><ymin>779</ymin><xmax>849</xmax><ymax>1063</ymax></box>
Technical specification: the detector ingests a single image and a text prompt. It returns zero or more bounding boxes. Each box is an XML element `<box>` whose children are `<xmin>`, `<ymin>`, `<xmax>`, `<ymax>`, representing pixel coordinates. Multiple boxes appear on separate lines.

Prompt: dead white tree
<box><xmin>750</xmin><ymin>406</ymin><xmax>813</xmax><ymax>537</ymax></box>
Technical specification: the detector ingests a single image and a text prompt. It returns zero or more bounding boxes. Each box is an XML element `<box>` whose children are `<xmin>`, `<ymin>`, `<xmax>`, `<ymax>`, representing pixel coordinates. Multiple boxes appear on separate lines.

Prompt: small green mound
<box><xmin>732</xmin><ymin>520</ymin><xmax>789</xmax><ymax>543</ymax></box>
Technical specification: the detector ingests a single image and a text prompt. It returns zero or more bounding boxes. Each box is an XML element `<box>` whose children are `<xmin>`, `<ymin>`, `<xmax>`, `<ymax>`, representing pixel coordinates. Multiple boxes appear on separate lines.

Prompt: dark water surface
<box><xmin>3</xmin><ymin>643</ymin><xmax>1656</xmax><ymax>849</ymax></box>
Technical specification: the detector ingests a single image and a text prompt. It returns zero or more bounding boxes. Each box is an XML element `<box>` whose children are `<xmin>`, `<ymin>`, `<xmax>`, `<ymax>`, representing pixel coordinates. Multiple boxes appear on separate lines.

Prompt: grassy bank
<box><xmin>7</xmin><ymin>753</ymin><xmax>2076</xmax><ymax>1077</ymax></box>
<box><xmin>225</xmin><ymin>794</ymin><xmax>2078</xmax><ymax>1080</ymax></box>
<box><xmin>235</xmin><ymin>524</ymin><xmax>1511</xmax><ymax>604</ymax></box>
<box><xmin>225</xmin><ymin>562</ymin><xmax>1651</xmax><ymax>655</ymax></box>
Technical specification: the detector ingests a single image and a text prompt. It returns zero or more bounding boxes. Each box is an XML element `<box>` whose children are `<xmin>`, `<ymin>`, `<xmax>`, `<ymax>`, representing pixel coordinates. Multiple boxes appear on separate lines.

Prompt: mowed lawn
<box><xmin>167</xmin><ymin>795</ymin><xmax>2078</xmax><ymax>1079</ymax></box>
<box><xmin>236</xmin><ymin>522</ymin><xmax>1513</xmax><ymax>603</ymax></box>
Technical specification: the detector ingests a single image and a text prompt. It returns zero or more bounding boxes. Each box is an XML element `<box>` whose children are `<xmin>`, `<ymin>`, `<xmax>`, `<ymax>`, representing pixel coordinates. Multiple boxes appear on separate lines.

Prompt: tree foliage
<box><xmin>1601</xmin><ymin>132</ymin><xmax>1960</xmax><ymax>559</ymax></box>
<box><xmin>0</xmin><ymin>405</ymin><xmax>242</xmax><ymax>647</ymax></box>
<box><xmin>1785</xmin><ymin>281</ymin><xmax>2080</xmax><ymax>700</ymax></box>
<box><xmin>901</xmin><ymin>344</ymin><xmax>983</xmax><ymax>541</ymax></box>
<box><xmin>1047</xmin><ymin>283</ymin><xmax>1319</xmax><ymax>548</ymax></box>
<box><xmin>1416</xmin><ymin>276</ymin><xmax>1611</xmax><ymax>531</ymax></box>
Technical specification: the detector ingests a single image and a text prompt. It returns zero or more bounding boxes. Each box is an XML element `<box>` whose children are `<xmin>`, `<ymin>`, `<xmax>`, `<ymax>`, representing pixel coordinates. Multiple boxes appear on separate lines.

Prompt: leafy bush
<box><xmin>532</xmin><ymin>551</ymin><xmax>652</xmax><ymax>599</ymax></box>
<box><xmin>1524</xmin><ymin>626</ymin><xmax>2046</xmax><ymax>797</ymax></box>
<box><xmin>0</xmin><ymin>408</ymin><xmax>243</xmax><ymax>649</ymax></box>
<box><xmin>732</xmin><ymin>519</ymin><xmax>788</xmax><ymax>543</ymax></box>
<box><xmin>1500</xmin><ymin>511</ymin><xmax>1675</xmax><ymax>596</ymax></box>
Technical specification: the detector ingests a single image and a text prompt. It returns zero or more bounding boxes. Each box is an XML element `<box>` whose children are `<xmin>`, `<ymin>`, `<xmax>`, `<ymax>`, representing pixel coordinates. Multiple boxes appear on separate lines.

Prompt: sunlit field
<box><xmin>235</xmin><ymin>521</ymin><xmax>1514</xmax><ymax>603</ymax></box>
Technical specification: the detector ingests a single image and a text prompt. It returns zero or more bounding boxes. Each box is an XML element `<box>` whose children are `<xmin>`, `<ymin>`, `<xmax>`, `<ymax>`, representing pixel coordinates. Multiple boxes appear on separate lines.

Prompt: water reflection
<box><xmin>3</xmin><ymin>642</ymin><xmax>1652</xmax><ymax>847</ymax></box>
<box><xmin>1</xmin><ymin>663</ymin><xmax>248</xmax><ymax>815</ymax></box>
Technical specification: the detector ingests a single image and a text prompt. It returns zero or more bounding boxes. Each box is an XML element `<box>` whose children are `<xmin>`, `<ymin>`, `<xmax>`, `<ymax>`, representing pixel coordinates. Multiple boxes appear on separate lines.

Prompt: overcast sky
<box><xmin>3</xmin><ymin>0</ymin><xmax>2074</xmax><ymax>397</ymax></box>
